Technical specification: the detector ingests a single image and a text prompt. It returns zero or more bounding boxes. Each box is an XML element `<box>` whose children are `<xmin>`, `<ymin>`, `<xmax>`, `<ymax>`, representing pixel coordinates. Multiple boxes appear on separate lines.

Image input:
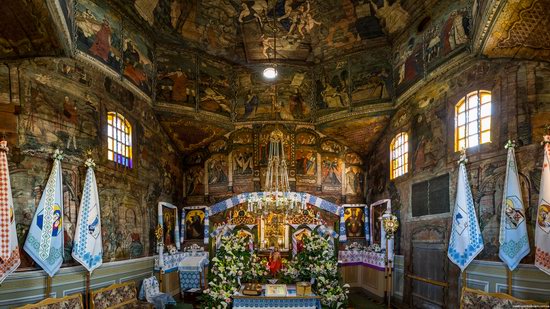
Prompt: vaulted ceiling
<box><xmin>2</xmin><ymin>0</ymin><xmax>550</xmax><ymax>158</ymax></box>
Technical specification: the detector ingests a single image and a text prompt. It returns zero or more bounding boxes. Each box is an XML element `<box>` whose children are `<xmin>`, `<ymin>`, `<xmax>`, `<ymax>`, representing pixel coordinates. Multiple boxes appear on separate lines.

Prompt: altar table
<box><xmin>233</xmin><ymin>297</ymin><xmax>321</xmax><ymax>309</ymax></box>
<box><xmin>233</xmin><ymin>285</ymin><xmax>321</xmax><ymax>309</ymax></box>
<box><xmin>178</xmin><ymin>255</ymin><xmax>209</xmax><ymax>291</ymax></box>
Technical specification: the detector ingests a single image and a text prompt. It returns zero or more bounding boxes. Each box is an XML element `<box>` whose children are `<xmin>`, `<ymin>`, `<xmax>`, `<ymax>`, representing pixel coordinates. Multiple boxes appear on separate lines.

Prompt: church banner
<box><xmin>72</xmin><ymin>159</ymin><xmax>103</xmax><ymax>273</ymax></box>
<box><xmin>535</xmin><ymin>136</ymin><xmax>550</xmax><ymax>275</ymax></box>
<box><xmin>448</xmin><ymin>156</ymin><xmax>484</xmax><ymax>272</ymax></box>
<box><xmin>499</xmin><ymin>142</ymin><xmax>530</xmax><ymax>271</ymax></box>
<box><xmin>0</xmin><ymin>141</ymin><xmax>20</xmax><ymax>284</ymax></box>
<box><xmin>23</xmin><ymin>149</ymin><xmax>64</xmax><ymax>277</ymax></box>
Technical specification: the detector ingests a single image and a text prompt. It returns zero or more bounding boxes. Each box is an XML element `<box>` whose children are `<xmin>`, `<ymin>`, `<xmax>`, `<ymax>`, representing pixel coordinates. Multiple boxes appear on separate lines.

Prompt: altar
<box><xmin>233</xmin><ymin>285</ymin><xmax>321</xmax><ymax>309</ymax></box>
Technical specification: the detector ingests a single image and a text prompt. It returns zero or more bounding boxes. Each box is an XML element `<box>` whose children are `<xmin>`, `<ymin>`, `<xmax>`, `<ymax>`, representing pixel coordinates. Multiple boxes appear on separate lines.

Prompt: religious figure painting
<box><xmin>296</xmin><ymin>131</ymin><xmax>317</xmax><ymax>146</ymax></box>
<box><xmin>321</xmin><ymin>155</ymin><xmax>343</xmax><ymax>189</ymax></box>
<box><xmin>344</xmin><ymin>207</ymin><xmax>365</xmax><ymax>238</ymax></box>
<box><xmin>370</xmin><ymin>203</ymin><xmax>386</xmax><ymax>245</ymax></box>
<box><xmin>231</xmin><ymin>129</ymin><xmax>254</xmax><ymax>145</ymax></box>
<box><xmin>233</xmin><ymin>147</ymin><xmax>254</xmax><ymax>176</ymax></box>
<box><xmin>424</xmin><ymin>4</ymin><xmax>470</xmax><ymax>67</ymax></box>
<box><xmin>350</xmin><ymin>50</ymin><xmax>393</xmax><ymax>104</ymax></box>
<box><xmin>236</xmin><ymin>66</ymin><xmax>312</xmax><ymax>121</ymax></box>
<box><xmin>394</xmin><ymin>35</ymin><xmax>424</xmax><ymax>92</ymax></box>
<box><xmin>208</xmin><ymin>154</ymin><xmax>229</xmax><ymax>186</ymax></box>
<box><xmin>315</xmin><ymin>60</ymin><xmax>350</xmax><ymax>115</ymax></box>
<box><xmin>75</xmin><ymin>0</ymin><xmax>122</xmax><ymax>73</ymax></box>
<box><xmin>185</xmin><ymin>209</ymin><xmax>205</xmax><ymax>240</ymax></box>
<box><xmin>162</xmin><ymin>207</ymin><xmax>177</xmax><ymax>247</ymax></box>
<box><xmin>156</xmin><ymin>50</ymin><xmax>197</xmax><ymax>108</ymax></box>
<box><xmin>199</xmin><ymin>59</ymin><xmax>233</xmax><ymax>117</ymax></box>
<box><xmin>296</xmin><ymin>149</ymin><xmax>317</xmax><ymax>176</ymax></box>
<box><xmin>345</xmin><ymin>166</ymin><xmax>363</xmax><ymax>196</ymax></box>
<box><xmin>186</xmin><ymin>165</ymin><xmax>205</xmax><ymax>196</ymax></box>
<box><xmin>122</xmin><ymin>25</ymin><xmax>154</xmax><ymax>95</ymax></box>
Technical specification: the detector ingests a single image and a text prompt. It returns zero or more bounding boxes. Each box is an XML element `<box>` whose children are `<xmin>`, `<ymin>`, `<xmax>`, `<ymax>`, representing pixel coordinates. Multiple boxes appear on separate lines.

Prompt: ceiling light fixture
<box><xmin>263</xmin><ymin>66</ymin><xmax>278</xmax><ymax>79</ymax></box>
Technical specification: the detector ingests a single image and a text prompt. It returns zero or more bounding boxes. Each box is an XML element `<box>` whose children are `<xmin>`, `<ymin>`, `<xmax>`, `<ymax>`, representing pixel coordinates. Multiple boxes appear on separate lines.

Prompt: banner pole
<box><xmin>45</xmin><ymin>276</ymin><xmax>51</xmax><ymax>299</ymax></box>
<box><xmin>507</xmin><ymin>268</ymin><xmax>512</xmax><ymax>295</ymax></box>
<box><xmin>86</xmin><ymin>272</ymin><xmax>91</xmax><ymax>309</ymax></box>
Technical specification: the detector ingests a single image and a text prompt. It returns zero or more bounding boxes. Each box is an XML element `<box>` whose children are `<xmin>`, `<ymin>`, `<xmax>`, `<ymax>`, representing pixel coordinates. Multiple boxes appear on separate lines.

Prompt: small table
<box><xmin>233</xmin><ymin>285</ymin><xmax>321</xmax><ymax>309</ymax></box>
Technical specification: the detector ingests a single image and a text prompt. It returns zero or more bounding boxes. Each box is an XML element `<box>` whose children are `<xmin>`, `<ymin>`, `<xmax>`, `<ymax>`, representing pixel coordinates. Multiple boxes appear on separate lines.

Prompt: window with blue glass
<box><xmin>107</xmin><ymin>112</ymin><xmax>133</xmax><ymax>168</ymax></box>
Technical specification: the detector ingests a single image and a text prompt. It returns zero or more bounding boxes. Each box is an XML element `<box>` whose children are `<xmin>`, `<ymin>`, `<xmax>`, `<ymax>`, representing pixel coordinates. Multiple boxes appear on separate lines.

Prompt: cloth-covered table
<box><xmin>233</xmin><ymin>285</ymin><xmax>321</xmax><ymax>309</ymax></box>
<box><xmin>232</xmin><ymin>297</ymin><xmax>321</xmax><ymax>309</ymax></box>
<box><xmin>178</xmin><ymin>255</ymin><xmax>209</xmax><ymax>291</ymax></box>
<box><xmin>154</xmin><ymin>251</ymin><xmax>208</xmax><ymax>273</ymax></box>
<box><xmin>338</xmin><ymin>250</ymin><xmax>387</xmax><ymax>271</ymax></box>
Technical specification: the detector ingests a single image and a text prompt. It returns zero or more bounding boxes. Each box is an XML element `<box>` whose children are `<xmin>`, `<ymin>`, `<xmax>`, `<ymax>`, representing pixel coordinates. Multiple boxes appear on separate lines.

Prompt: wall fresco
<box><xmin>156</xmin><ymin>49</ymin><xmax>197</xmax><ymax>108</ymax></box>
<box><xmin>122</xmin><ymin>24</ymin><xmax>154</xmax><ymax>95</ymax></box>
<box><xmin>76</xmin><ymin>0</ymin><xmax>122</xmax><ymax>73</ymax></box>
<box><xmin>199</xmin><ymin>58</ymin><xmax>233</xmax><ymax>117</ymax></box>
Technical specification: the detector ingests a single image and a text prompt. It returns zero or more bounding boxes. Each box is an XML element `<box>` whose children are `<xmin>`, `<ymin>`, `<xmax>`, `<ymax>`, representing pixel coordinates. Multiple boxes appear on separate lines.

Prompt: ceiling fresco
<box><xmin>482</xmin><ymin>0</ymin><xmax>550</xmax><ymax>61</ymax></box>
<box><xmin>317</xmin><ymin>114</ymin><xmax>391</xmax><ymax>155</ymax></box>
<box><xmin>132</xmin><ymin>0</ymin><xmax>394</xmax><ymax>63</ymax></box>
<box><xmin>156</xmin><ymin>113</ymin><xmax>231</xmax><ymax>153</ymax></box>
<box><xmin>0</xmin><ymin>0</ymin><xmax>63</xmax><ymax>59</ymax></box>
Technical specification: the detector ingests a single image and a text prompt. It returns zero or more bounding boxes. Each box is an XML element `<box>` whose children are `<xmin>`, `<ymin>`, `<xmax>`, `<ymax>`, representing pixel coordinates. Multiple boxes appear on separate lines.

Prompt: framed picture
<box><xmin>370</xmin><ymin>199</ymin><xmax>391</xmax><ymax>247</ymax></box>
<box><xmin>185</xmin><ymin>209</ymin><xmax>205</xmax><ymax>240</ymax></box>
<box><xmin>265</xmin><ymin>284</ymin><xmax>287</xmax><ymax>297</ymax></box>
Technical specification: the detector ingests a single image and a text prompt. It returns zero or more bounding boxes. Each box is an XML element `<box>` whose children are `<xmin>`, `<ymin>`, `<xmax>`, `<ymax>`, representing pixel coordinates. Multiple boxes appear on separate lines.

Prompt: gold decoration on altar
<box><xmin>287</xmin><ymin>209</ymin><xmax>320</xmax><ymax>225</ymax></box>
<box><xmin>383</xmin><ymin>214</ymin><xmax>399</xmax><ymax>239</ymax></box>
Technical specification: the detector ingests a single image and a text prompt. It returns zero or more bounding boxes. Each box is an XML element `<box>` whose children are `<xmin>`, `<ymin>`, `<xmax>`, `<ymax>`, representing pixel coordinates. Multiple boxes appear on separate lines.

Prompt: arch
<box><xmin>205</xmin><ymin>192</ymin><xmax>346</xmax><ymax>244</ymax></box>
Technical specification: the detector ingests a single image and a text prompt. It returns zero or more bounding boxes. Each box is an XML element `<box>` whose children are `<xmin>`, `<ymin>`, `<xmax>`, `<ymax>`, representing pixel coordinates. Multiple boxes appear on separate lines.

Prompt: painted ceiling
<box><xmin>3</xmin><ymin>0</ymin><xmax>550</xmax><ymax>158</ymax></box>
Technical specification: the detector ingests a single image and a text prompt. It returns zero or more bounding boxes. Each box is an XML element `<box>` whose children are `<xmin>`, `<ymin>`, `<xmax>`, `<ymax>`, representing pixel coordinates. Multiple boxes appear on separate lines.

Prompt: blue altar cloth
<box><xmin>233</xmin><ymin>297</ymin><xmax>321</xmax><ymax>309</ymax></box>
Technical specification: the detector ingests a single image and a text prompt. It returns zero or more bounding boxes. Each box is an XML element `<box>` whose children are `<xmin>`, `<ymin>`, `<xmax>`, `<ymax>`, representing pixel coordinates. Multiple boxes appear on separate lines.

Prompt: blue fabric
<box><xmin>139</xmin><ymin>276</ymin><xmax>176</xmax><ymax>309</ymax></box>
<box><xmin>233</xmin><ymin>297</ymin><xmax>321</xmax><ymax>309</ymax></box>
<box><xmin>179</xmin><ymin>271</ymin><xmax>201</xmax><ymax>291</ymax></box>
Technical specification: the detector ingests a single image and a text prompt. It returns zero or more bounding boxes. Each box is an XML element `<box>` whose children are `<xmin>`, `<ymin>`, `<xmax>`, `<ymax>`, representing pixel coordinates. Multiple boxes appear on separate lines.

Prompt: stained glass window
<box><xmin>455</xmin><ymin>90</ymin><xmax>492</xmax><ymax>151</ymax></box>
<box><xmin>107</xmin><ymin>112</ymin><xmax>133</xmax><ymax>168</ymax></box>
<box><xmin>390</xmin><ymin>132</ymin><xmax>408</xmax><ymax>180</ymax></box>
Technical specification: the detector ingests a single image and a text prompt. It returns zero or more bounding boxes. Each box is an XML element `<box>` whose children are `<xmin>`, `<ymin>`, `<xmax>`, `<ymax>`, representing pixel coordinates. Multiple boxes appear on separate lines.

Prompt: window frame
<box><xmin>455</xmin><ymin>90</ymin><xmax>492</xmax><ymax>152</ymax></box>
<box><xmin>390</xmin><ymin>132</ymin><xmax>409</xmax><ymax>180</ymax></box>
<box><xmin>107</xmin><ymin>111</ymin><xmax>133</xmax><ymax>168</ymax></box>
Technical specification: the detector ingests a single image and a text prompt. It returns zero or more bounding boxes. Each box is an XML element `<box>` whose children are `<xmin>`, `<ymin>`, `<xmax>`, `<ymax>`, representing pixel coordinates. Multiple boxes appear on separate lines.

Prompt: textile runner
<box><xmin>72</xmin><ymin>159</ymin><xmax>103</xmax><ymax>273</ymax></box>
<box><xmin>23</xmin><ymin>149</ymin><xmax>64</xmax><ymax>277</ymax></box>
<box><xmin>535</xmin><ymin>136</ymin><xmax>550</xmax><ymax>275</ymax></box>
<box><xmin>232</xmin><ymin>297</ymin><xmax>321</xmax><ymax>309</ymax></box>
<box><xmin>338</xmin><ymin>250</ymin><xmax>385</xmax><ymax>270</ymax></box>
<box><xmin>447</xmin><ymin>158</ymin><xmax>484</xmax><ymax>272</ymax></box>
<box><xmin>499</xmin><ymin>144</ymin><xmax>530</xmax><ymax>271</ymax></box>
<box><xmin>0</xmin><ymin>141</ymin><xmax>20</xmax><ymax>284</ymax></box>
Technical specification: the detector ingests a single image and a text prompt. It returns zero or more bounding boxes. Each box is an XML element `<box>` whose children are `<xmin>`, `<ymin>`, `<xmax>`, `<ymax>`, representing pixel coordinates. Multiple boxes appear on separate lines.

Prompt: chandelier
<box><xmin>247</xmin><ymin>128</ymin><xmax>305</xmax><ymax>216</ymax></box>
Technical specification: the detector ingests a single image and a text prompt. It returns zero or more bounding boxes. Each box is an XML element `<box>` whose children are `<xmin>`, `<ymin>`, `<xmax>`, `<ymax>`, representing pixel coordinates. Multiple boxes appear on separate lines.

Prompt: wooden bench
<box><xmin>460</xmin><ymin>287</ymin><xmax>549</xmax><ymax>309</ymax></box>
<box><xmin>90</xmin><ymin>281</ymin><xmax>152</xmax><ymax>309</ymax></box>
<box><xmin>15</xmin><ymin>293</ymin><xmax>83</xmax><ymax>309</ymax></box>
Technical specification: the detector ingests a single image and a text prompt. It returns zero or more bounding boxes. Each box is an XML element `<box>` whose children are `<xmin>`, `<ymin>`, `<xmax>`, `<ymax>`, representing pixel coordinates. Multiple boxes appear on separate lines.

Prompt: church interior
<box><xmin>0</xmin><ymin>0</ymin><xmax>549</xmax><ymax>308</ymax></box>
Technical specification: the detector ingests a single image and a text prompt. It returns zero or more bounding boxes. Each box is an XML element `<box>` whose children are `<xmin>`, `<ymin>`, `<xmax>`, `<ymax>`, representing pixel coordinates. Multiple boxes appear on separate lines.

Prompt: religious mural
<box><xmin>233</xmin><ymin>146</ymin><xmax>254</xmax><ymax>176</ymax></box>
<box><xmin>315</xmin><ymin>59</ymin><xmax>350</xmax><ymax>116</ymax></box>
<box><xmin>156</xmin><ymin>50</ymin><xmax>197</xmax><ymax>108</ymax></box>
<box><xmin>7</xmin><ymin>58</ymin><xmax>180</xmax><ymax>268</ymax></box>
<box><xmin>122</xmin><ymin>25</ymin><xmax>154</xmax><ymax>95</ymax></box>
<box><xmin>321</xmin><ymin>154</ymin><xmax>343</xmax><ymax>190</ymax></box>
<box><xmin>199</xmin><ymin>59</ymin><xmax>233</xmax><ymax>117</ymax></box>
<box><xmin>349</xmin><ymin>50</ymin><xmax>392</xmax><ymax>104</ymax></box>
<box><xmin>236</xmin><ymin>65</ymin><xmax>312</xmax><ymax>121</ymax></box>
<box><xmin>76</xmin><ymin>0</ymin><xmax>122</xmax><ymax>73</ymax></box>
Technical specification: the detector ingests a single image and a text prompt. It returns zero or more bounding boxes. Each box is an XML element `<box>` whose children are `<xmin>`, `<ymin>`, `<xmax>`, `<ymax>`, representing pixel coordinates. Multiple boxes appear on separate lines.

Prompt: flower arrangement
<box><xmin>282</xmin><ymin>234</ymin><xmax>349</xmax><ymax>309</ymax></box>
<box><xmin>201</xmin><ymin>234</ymin><xmax>252</xmax><ymax>308</ymax></box>
<box><xmin>345</xmin><ymin>242</ymin><xmax>366</xmax><ymax>251</ymax></box>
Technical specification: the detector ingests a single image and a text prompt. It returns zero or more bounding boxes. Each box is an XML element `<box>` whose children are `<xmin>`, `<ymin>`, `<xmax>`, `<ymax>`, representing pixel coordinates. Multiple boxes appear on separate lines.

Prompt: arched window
<box><xmin>107</xmin><ymin>112</ymin><xmax>133</xmax><ymax>168</ymax></box>
<box><xmin>455</xmin><ymin>90</ymin><xmax>491</xmax><ymax>151</ymax></box>
<box><xmin>390</xmin><ymin>132</ymin><xmax>408</xmax><ymax>180</ymax></box>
